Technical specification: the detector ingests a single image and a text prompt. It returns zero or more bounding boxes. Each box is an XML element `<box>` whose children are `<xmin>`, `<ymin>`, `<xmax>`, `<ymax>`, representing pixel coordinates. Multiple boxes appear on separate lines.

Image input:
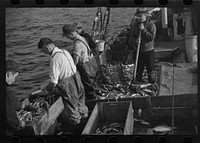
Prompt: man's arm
<box><xmin>73</xmin><ymin>42</ymin><xmax>82</xmax><ymax>65</ymax></box>
<box><xmin>84</xmin><ymin>33</ymin><xmax>96</xmax><ymax>50</ymax></box>
<box><xmin>141</xmin><ymin>23</ymin><xmax>156</xmax><ymax>41</ymax></box>
<box><xmin>12</xmin><ymin>98</ymin><xmax>22</xmax><ymax>112</ymax></box>
<box><xmin>73</xmin><ymin>54</ymin><xmax>79</xmax><ymax>65</ymax></box>
<box><xmin>45</xmin><ymin>58</ymin><xmax>60</xmax><ymax>92</ymax></box>
<box><xmin>6</xmin><ymin>96</ymin><xmax>22</xmax><ymax>132</ymax></box>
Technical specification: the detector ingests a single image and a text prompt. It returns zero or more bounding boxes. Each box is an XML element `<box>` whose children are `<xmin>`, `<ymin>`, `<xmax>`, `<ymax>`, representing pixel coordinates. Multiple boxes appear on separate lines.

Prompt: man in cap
<box><xmin>73</xmin><ymin>22</ymin><xmax>98</xmax><ymax>55</ymax></box>
<box><xmin>62</xmin><ymin>24</ymin><xmax>98</xmax><ymax>100</ymax></box>
<box><xmin>38</xmin><ymin>38</ymin><xmax>88</xmax><ymax>131</ymax></box>
<box><xmin>6</xmin><ymin>60</ymin><xmax>27</xmax><ymax>135</ymax></box>
<box><xmin>128</xmin><ymin>8</ymin><xmax>157</xmax><ymax>83</ymax></box>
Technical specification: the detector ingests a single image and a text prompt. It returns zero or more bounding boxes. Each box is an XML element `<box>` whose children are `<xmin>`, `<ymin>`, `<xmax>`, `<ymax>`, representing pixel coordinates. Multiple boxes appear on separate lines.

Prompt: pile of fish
<box><xmin>96</xmin><ymin>83</ymin><xmax>158</xmax><ymax>100</ymax></box>
<box><xmin>96</xmin><ymin>62</ymin><xmax>159</xmax><ymax>100</ymax></box>
<box><xmin>95</xmin><ymin>122</ymin><xmax>125</xmax><ymax>134</ymax></box>
<box><xmin>18</xmin><ymin>96</ymin><xmax>53</xmax><ymax>124</ymax></box>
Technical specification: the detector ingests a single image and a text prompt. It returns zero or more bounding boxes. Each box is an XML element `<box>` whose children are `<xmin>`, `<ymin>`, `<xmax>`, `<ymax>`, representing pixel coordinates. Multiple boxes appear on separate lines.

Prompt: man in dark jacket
<box><xmin>6</xmin><ymin>60</ymin><xmax>26</xmax><ymax>135</ymax></box>
<box><xmin>128</xmin><ymin>9</ymin><xmax>157</xmax><ymax>83</ymax></box>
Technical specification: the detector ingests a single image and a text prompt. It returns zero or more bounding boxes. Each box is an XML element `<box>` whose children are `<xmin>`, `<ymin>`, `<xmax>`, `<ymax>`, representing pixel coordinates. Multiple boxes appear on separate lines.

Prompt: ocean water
<box><xmin>6</xmin><ymin>7</ymin><xmax>153</xmax><ymax>97</ymax></box>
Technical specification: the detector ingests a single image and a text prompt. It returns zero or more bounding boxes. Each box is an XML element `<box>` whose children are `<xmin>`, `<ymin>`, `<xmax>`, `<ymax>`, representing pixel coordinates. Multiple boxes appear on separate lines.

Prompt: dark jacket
<box><xmin>80</xmin><ymin>30</ymin><xmax>96</xmax><ymax>52</ymax></box>
<box><xmin>6</xmin><ymin>84</ymin><xmax>21</xmax><ymax>135</ymax></box>
<box><xmin>128</xmin><ymin>18</ymin><xmax>156</xmax><ymax>52</ymax></box>
<box><xmin>10</xmin><ymin>94</ymin><xmax>22</xmax><ymax>112</ymax></box>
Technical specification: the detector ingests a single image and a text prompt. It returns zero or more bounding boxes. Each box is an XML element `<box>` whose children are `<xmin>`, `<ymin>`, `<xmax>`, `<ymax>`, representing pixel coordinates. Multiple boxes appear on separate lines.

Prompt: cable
<box><xmin>171</xmin><ymin>54</ymin><xmax>175</xmax><ymax>135</ymax></box>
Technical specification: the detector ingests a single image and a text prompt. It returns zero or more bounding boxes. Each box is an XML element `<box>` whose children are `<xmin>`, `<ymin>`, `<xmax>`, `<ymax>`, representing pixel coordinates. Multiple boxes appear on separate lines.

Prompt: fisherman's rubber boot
<box><xmin>136</xmin><ymin>73</ymin><xmax>144</xmax><ymax>83</ymax></box>
<box><xmin>148</xmin><ymin>71</ymin><xmax>156</xmax><ymax>84</ymax></box>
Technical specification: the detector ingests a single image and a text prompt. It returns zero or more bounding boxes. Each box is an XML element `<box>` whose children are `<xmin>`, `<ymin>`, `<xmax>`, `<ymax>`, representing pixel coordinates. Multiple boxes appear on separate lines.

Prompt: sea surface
<box><xmin>6</xmin><ymin>7</ymin><xmax>153</xmax><ymax>98</ymax></box>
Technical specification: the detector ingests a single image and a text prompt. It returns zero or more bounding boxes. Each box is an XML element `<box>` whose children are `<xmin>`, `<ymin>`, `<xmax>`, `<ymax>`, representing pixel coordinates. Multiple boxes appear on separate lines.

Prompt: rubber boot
<box><xmin>148</xmin><ymin>71</ymin><xmax>156</xmax><ymax>84</ymax></box>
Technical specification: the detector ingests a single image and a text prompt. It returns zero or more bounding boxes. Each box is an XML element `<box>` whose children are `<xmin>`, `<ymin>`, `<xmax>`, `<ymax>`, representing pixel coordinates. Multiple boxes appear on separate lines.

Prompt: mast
<box><xmin>160</xmin><ymin>7</ymin><xmax>169</xmax><ymax>41</ymax></box>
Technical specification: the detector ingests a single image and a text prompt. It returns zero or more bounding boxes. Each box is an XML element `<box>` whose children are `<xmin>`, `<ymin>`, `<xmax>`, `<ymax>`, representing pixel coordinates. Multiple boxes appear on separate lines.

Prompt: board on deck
<box><xmin>82</xmin><ymin>101</ymin><xmax>134</xmax><ymax>135</ymax></box>
<box><xmin>158</xmin><ymin>63</ymin><xmax>197</xmax><ymax>96</ymax></box>
<box><xmin>32</xmin><ymin>96</ymin><xmax>64</xmax><ymax>135</ymax></box>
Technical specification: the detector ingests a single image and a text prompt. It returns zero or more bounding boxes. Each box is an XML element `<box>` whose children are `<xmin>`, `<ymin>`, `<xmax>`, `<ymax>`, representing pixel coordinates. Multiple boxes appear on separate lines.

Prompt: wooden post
<box><xmin>161</xmin><ymin>8</ymin><xmax>169</xmax><ymax>41</ymax></box>
<box><xmin>182</xmin><ymin>8</ymin><xmax>193</xmax><ymax>35</ymax></box>
<box><xmin>182</xmin><ymin>8</ymin><xmax>197</xmax><ymax>63</ymax></box>
<box><xmin>162</xmin><ymin>8</ymin><xmax>168</xmax><ymax>29</ymax></box>
<box><xmin>173</xmin><ymin>14</ymin><xmax>184</xmax><ymax>40</ymax></box>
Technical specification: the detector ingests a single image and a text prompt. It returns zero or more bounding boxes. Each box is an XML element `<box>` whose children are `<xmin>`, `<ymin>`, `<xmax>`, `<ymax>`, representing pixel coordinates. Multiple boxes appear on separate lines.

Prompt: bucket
<box><xmin>185</xmin><ymin>35</ymin><xmax>198</xmax><ymax>63</ymax></box>
<box><xmin>95</xmin><ymin>40</ymin><xmax>105</xmax><ymax>52</ymax></box>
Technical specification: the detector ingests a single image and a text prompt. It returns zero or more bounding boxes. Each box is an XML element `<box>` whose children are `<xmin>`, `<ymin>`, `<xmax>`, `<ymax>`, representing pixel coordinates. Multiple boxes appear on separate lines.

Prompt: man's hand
<box><xmin>21</xmin><ymin>98</ymin><xmax>29</xmax><ymax>109</ymax></box>
<box><xmin>40</xmin><ymin>80</ymin><xmax>50</xmax><ymax>90</ymax></box>
<box><xmin>135</xmin><ymin>38</ymin><xmax>141</xmax><ymax>44</ymax></box>
<box><xmin>19</xmin><ymin>120</ymin><xmax>26</xmax><ymax>128</ymax></box>
<box><xmin>138</xmin><ymin>23</ymin><xmax>145</xmax><ymax>30</ymax></box>
<box><xmin>126</xmin><ymin>52</ymin><xmax>133</xmax><ymax>64</ymax></box>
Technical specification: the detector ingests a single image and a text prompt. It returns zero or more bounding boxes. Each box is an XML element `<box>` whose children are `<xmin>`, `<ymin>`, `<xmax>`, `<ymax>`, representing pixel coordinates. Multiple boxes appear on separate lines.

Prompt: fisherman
<box><xmin>128</xmin><ymin>8</ymin><xmax>157</xmax><ymax>83</ymax></box>
<box><xmin>38</xmin><ymin>38</ymin><xmax>88</xmax><ymax>132</ymax></box>
<box><xmin>62</xmin><ymin>24</ymin><xmax>99</xmax><ymax>100</ymax></box>
<box><xmin>6</xmin><ymin>60</ymin><xmax>27</xmax><ymax>135</ymax></box>
<box><xmin>73</xmin><ymin>22</ymin><xmax>98</xmax><ymax>56</ymax></box>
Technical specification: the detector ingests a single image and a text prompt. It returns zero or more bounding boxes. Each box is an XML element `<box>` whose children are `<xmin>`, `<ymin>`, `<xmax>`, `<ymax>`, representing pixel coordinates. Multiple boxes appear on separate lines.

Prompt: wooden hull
<box><xmin>86</xmin><ymin>93</ymin><xmax>197</xmax><ymax>120</ymax></box>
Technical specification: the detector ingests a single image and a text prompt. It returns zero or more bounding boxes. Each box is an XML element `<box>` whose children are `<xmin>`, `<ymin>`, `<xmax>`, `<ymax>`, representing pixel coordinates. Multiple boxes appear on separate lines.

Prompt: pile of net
<box><xmin>98</xmin><ymin>62</ymin><xmax>123</xmax><ymax>85</ymax></box>
<box><xmin>98</xmin><ymin>61</ymin><xmax>134</xmax><ymax>85</ymax></box>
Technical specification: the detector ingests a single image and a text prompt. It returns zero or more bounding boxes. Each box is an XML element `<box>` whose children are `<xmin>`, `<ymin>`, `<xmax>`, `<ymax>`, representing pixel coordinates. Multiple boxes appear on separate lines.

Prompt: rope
<box><xmin>91</xmin><ymin>7</ymin><xmax>111</xmax><ymax>41</ymax></box>
<box><xmin>171</xmin><ymin>54</ymin><xmax>175</xmax><ymax>135</ymax></box>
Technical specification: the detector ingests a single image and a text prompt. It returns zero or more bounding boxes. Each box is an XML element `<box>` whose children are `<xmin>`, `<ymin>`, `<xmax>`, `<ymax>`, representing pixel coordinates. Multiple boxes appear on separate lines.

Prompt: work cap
<box><xmin>62</xmin><ymin>24</ymin><xmax>77</xmax><ymax>37</ymax></box>
<box><xmin>134</xmin><ymin>8</ymin><xmax>148</xmax><ymax>22</ymax></box>
<box><xmin>73</xmin><ymin>22</ymin><xmax>82</xmax><ymax>29</ymax></box>
<box><xmin>135</xmin><ymin>8</ymin><xmax>148</xmax><ymax>16</ymax></box>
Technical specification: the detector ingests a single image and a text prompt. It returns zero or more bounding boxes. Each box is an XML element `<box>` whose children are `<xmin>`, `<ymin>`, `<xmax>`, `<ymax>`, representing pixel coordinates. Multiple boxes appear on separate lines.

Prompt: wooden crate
<box><xmin>82</xmin><ymin>101</ymin><xmax>134</xmax><ymax>135</ymax></box>
<box><xmin>32</xmin><ymin>96</ymin><xmax>64</xmax><ymax>135</ymax></box>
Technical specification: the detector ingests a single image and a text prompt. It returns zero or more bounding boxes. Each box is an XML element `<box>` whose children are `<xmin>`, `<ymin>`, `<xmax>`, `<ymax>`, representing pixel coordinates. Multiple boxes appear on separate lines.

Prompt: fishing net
<box><xmin>98</xmin><ymin>62</ymin><xmax>123</xmax><ymax>85</ymax></box>
<box><xmin>98</xmin><ymin>62</ymin><xmax>135</xmax><ymax>85</ymax></box>
<box><xmin>121</xmin><ymin>64</ymin><xmax>135</xmax><ymax>83</ymax></box>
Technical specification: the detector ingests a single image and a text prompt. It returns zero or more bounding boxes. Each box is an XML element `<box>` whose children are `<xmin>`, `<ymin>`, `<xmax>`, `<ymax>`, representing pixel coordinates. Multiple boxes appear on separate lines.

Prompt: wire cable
<box><xmin>171</xmin><ymin>54</ymin><xmax>175</xmax><ymax>135</ymax></box>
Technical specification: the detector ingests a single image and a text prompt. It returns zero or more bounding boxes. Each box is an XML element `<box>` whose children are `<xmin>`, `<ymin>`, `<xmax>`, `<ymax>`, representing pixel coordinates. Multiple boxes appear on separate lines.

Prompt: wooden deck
<box><xmin>159</xmin><ymin>63</ymin><xmax>197</xmax><ymax>96</ymax></box>
<box><xmin>154</xmin><ymin>39</ymin><xmax>185</xmax><ymax>60</ymax></box>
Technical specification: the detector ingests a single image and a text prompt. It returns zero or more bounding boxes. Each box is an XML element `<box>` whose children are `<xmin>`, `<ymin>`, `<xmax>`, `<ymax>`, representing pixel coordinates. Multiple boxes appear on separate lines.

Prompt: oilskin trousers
<box><xmin>57</xmin><ymin>72</ymin><xmax>88</xmax><ymax>125</ymax></box>
<box><xmin>135</xmin><ymin>50</ymin><xmax>156</xmax><ymax>83</ymax></box>
<box><xmin>77</xmin><ymin>56</ymin><xmax>99</xmax><ymax>99</ymax></box>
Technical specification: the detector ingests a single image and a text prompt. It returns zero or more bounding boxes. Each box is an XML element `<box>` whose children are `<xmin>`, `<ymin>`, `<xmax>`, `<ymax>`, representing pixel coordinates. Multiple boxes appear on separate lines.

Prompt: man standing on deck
<box><xmin>73</xmin><ymin>22</ymin><xmax>98</xmax><ymax>56</ymax></box>
<box><xmin>62</xmin><ymin>24</ymin><xmax>99</xmax><ymax>100</ymax></box>
<box><xmin>6</xmin><ymin>60</ymin><xmax>26</xmax><ymax>135</ymax></box>
<box><xmin>38</xmin><ymin>38</ymin><xmax>88</xmax><ymax>131</ymax></box>
<box><xmin>128</xmin><ymin>9</ymin><xmax>157</xmax><ymax>83</ymax></box>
